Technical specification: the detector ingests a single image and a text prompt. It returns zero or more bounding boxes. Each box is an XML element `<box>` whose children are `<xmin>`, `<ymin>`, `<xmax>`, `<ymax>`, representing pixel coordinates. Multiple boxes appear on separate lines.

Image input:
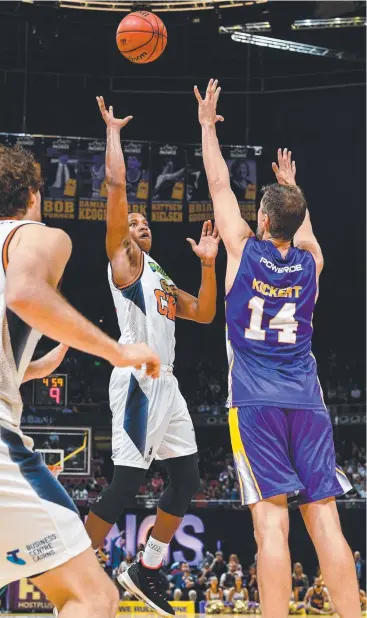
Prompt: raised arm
<box><xmin>272</xmin><ymin>148</ymin><xmax>323</xmax><ymax>277</ymax></box>
<box><xmin>96</xmin><ymin>96</ymin><xmax>141</xmax><ymax>287</ymax></box>
<box><xmin>6</xmin><ymin>224</ymin><xmax>160</xmax><ymax>376</ymax></box>
<box><xmin>194</xmin><ymin>79</ymin><xmax>253</xmax><ymax>260</ymax></box>
<box><xmin>176</xmin><ymin>220</ymin><xmax>219</xmax><ymax>324</ymax></box>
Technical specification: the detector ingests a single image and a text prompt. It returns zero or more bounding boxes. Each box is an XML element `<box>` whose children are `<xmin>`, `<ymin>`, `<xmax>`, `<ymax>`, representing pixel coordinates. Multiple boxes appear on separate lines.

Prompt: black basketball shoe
<box><xmin>118</xmin><ymin>553</ymin><xmax>175</xmax><ymax>617</ymax></box>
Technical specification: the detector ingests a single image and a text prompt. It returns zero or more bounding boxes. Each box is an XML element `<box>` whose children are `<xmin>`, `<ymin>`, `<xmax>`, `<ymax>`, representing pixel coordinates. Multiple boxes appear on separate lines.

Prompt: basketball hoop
<box><xmin>47</xmin><ymin>464</ymin><xmax>63</xmax><ymax>479</ymax></box>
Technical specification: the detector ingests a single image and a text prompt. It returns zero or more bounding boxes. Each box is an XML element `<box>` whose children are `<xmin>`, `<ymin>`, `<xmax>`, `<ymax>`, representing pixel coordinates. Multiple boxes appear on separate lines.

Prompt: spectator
<box><xmin>110</xmin><ymin>531</ymin><xmax>126</xmax><ymax>574</ymax></box>
<box><xmin>360</xmin><ymin>589</ymin><xmax>367</xmax><ymax>612</ymax></box>
<box><xmin>220</xmin><ymin>560</ymin><xmax>242</xmax><ymax>600</ymax></box>
<box><xmin>173</xmin><ymin>563</ymin><xmax>197</xmax><ymax>602</ymax></box>
<box><xmin>199</xmin><ymin>548</ymin><xmax>215</xmax><ymax>570</ymax></box>
<box><xmin>228</xmin><ymin>554</ymin><xmax>243</xmax><ymax>575</ymax></box>
<box><xmin>354</xmin><ymin>475</ymin><xmax>367</xmax><ymax>498</ymax></box>
<box><xmin>292</xmin><ymin>562</ymin><xmax>309</xmax><ymax>602</ymax></box>
<box><xmin>304</xmin><ymin>576</ymin><xmax>333</xmax><ymax>615</ymax></box>
<box><xmin>196</xmin><ymin>562</ymin><xmax>213</xmax><ymax>600</ymax></box>
<box><xmin>210</xmin><ymin>551</ymin><xmax>227</xmax><ymax>579</ymax></box>
<box><xmin>313</xmin><ymin>565</ymin><xmax>324</xmax><ymax>584</ymax></box>
<box><xmin>151</xmin><ymin>471</ymin><xmax>164</xmax><ymax>495</ymax></box>
<box><xmin>248</xmin><ymin>565</ymin><xmax>259</xmax><ymax>603</ymax></box>
<box><xmin>230</xmin><ymin>482</ymin><xmax>240</xmax><ymax>502</ymax></box>
<box><xmin>350</xmin><ymin>383</ymin><xmax>362</xmax><ymax>402</ymax></box>
<box><xmin>118</xmin><ymin>552</ymin><xmax>134</xmax><ymax>574</ymax></box>
<box><xmin>354</xmin><ymin>551</ymin><xmax>366</xmax><ymax>589</ymax></box>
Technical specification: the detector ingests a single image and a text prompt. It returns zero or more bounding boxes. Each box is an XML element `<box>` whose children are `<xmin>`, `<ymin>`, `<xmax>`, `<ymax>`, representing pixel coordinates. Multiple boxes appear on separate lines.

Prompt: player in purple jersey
<box><xmin>194</xmin><ymin>79</ymin><xmax>361</xmax><ymax>618</ymax></box>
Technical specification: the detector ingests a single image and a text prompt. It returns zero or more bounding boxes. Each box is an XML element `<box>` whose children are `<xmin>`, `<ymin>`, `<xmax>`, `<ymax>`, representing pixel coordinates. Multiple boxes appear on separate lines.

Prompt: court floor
<box><xmin>5</xmin><ymin>612</ymin><xmax>344</xmax><ymax>618</ymax></box>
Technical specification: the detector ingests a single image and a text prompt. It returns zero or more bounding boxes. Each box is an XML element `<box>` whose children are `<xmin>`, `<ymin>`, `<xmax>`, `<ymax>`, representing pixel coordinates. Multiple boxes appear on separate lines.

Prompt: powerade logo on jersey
<box><xmin>260</xmin><ymin>257</ymin><xmax>303</xmax><ymax>273</ymax></box>
<box><xmin>6</xmin><ymin>549</ymin><xmax>26</xmax><ymax>566</ymax></box>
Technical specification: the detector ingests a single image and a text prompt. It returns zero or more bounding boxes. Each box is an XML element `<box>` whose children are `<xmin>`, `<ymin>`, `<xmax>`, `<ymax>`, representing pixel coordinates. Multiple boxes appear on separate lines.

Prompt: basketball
<box><xmin>116</xmin><ymin>11</ymin><xmax>167</xmax><ymax>64</ymax></box>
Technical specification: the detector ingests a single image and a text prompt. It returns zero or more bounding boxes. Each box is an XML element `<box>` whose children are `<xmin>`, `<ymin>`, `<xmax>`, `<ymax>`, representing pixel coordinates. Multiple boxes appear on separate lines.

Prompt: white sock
<box><xmin>142</xmin><ymin>536</ymin><xmax>169</xmax><ymax>569</ymax></box>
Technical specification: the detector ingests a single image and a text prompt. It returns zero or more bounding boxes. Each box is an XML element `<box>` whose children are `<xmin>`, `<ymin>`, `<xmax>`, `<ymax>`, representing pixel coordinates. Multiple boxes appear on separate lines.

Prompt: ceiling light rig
<box><xmin>25</xmin><ymin>0</ymin><xmax>268</xmax><ymax>12</ymax></box>
<box><xmin>292</xmin><ymin>16</ymin><xmax>366</xmax><ymax>30</ymax></box>
<box><xmin>219</xmin><ymin>26</ymin><xmax>361</xmax><ymax>60</ymax></box>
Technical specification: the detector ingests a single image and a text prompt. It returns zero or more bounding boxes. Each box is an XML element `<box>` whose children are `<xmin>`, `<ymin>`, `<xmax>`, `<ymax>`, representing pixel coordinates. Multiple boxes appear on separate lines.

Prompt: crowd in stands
<box><xmin>26</xmin><ymin>346</ymin><xmax>365</xmax><ymax>411</ymax></box>
<box><xmin>98</xmin><ymin>545</ymin><xmax>365</xmax><ymax>615</ymax></box>
<box><xmin>59</xmin><ymin>441</ymin><xmax>366</xmax><ymax>508</ymax></box>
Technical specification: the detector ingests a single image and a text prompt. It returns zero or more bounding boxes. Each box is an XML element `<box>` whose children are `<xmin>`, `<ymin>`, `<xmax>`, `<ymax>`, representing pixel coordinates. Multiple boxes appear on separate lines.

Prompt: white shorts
<box><xmin>0</xmin><ymin>424</ymin><xmax>91</xmax><ymax>588</ymax></box>
<box><xmin>109</xmin><ymin>365</ymin><xmax>197</xmax><ymax>469</ymax></box>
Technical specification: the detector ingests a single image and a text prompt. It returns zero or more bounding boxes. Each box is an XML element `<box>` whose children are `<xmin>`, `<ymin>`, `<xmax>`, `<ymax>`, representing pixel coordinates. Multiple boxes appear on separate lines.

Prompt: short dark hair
<box><xmin>0</xmin><ymin>144</ymin><xmax>43</xmax><ymax>218</ymax></box>
<box><xmin>261</xmin><ymin>183</ymin><xmax>307</xmax><ymax>241</ymax></box>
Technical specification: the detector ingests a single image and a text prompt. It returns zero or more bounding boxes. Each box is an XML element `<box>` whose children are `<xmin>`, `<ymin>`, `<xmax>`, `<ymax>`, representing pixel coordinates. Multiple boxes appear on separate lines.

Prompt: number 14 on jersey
<box><xmin>245</xmin><ymin>296</ymin><xmax>298</xmax><ymax>344</ymax></box>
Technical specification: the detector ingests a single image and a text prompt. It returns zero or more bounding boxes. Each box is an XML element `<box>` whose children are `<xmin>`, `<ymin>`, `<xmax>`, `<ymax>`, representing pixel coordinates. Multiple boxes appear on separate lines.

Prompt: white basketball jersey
<box><xmin>0</xmin><ymin>220</ymin><xmax>43</xmax><ymax>431</ymax></box>
<box><xmin>107</xmin><ymin>251</ymin><xmax>177</xmax><ymax>367</ymax></box>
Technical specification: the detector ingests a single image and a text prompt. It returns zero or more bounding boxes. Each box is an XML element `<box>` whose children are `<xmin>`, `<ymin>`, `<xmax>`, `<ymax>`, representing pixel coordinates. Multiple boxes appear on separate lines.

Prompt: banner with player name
<box><xmin>186</xmin><ymin>144</ymin><xmax>212</xmax><ymax>223</ymax></box>
<box><xmin>76</xmin><ymin>139</ymin><xmax>150</xmax><ymax>222</ymax></box>
<box><xmin>77</xmin><ymin>138</ymin><xmax>108</xmax><ymax>222</ymax></box>
<box><xmin>43</xmin><ymin>137</ymin><xmax>77</xmax><ymax>221</ymax></box>
<box><xmin>124</xmin><ymin>141</ymin><xmax>150</xmax><ymax>219</ymax></box>
<box><xmin>0</xmin><ymin>133</ymin><xmax>261</xmax><ymax>225</ymax></box>
<box><xmin>222</xmin><ymin>145</ymin><xmax>257</xmax><ymax>224</ymax></box>
<box><xmin>151</xmin><ymin>143</ymin><xmax>185</xmax><ymax>223</ymax></box>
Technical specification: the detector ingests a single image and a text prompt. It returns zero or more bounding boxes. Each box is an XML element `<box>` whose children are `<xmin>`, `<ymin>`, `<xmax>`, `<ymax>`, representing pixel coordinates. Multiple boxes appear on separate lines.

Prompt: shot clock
<box><xmin>34</xmin><ymin>374</ymin><xmax>68</xmax><ymax>407</ymax></box>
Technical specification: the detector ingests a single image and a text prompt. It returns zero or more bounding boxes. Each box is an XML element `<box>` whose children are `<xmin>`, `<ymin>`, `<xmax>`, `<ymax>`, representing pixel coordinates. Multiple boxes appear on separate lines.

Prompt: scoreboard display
<box><xmin>34</xmin><ymin>374</ymin><xmax>68</xmax><ymax>407</ymax></box>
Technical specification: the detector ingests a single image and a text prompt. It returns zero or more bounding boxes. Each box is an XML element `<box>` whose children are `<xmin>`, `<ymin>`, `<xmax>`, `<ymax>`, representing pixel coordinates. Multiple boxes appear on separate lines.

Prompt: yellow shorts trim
<box><xmin>229</xmin><ymin>407</ymin><xmax>262</xmax><ymax>501</ymax></box>
<box><xmin>336</xmin><ymin>466</ymin><xmax>347</xmax><ymax>478</ymax></box>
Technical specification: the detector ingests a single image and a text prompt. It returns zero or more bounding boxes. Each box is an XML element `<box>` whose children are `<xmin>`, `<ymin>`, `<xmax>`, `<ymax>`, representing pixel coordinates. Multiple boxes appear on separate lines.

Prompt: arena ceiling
<box><xmin>22</xmin><ymin>0</ymin><xmax>268</xmax><ymax>12</ymax></box>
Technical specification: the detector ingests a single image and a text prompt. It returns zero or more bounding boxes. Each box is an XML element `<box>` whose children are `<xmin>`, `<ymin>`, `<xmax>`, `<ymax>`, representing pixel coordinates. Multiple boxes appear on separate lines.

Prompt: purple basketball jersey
<box><xmin>226</xmin><ymin>236</ymin><xmax>325</xmax><ymax>410</ymax></box>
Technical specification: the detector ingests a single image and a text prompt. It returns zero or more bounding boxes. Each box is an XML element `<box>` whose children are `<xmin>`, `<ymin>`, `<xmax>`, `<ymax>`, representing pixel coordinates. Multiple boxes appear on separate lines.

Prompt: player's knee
<box><xmin>91</xmin><ymin>578</ymin><xmax>119</xmax><ymax>617</ymax></box>
<box><xmin>59</xmin><ymin>571</ymin><xmax>119</xmax><ymax>616</ymax></box>
<box><xmin>253</xmin><ymin>510</ymin><xmax>289</xmax><ymax>547</ymax></box>
<box><xmin>160</xmin><ymin>453</ymin><xmax>200</xmax><ymax>516</ymax></box>
<box><xmin>188</xmin><ymin>590</ymin><xmax>197</xmax><ymax>602</ymax></box>
<box><xmin>171</xmin><ymin>453</ymin><xmax>200</xmax><ymax>493</ymax></box>
<box><xmin>179</xmin><ymin>460</ymin><xmax>200</xmax><ymax>498</ymax></box>
<box><xmin>174</xmin><ymin>589</ymin><xmax>182</xmax><ymax>600</ymax></box>
<box><xmin>90</xmin><ymin>465</ymin><xmax>145</xmax><ymax>523</ymax></box>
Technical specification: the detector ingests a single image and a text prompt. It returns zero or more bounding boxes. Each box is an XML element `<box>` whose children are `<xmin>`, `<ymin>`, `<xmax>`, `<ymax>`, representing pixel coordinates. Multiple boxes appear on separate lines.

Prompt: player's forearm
<box><xmin>201</xmin><ymin>123</ymin><xmax>230</xmax><ymax>191</ymax></box>
<box><xmin>293</xmin><ymin>210</ymin><xmax>315</xmax><ymax>247</ymax></box>
<box><xmin>6</xmin><ymin>278</ymin><xmax>120</xmax><ymax>364</ymax></box>
<box><xmin>195</xmin><ymin>260</ymin><xmax>217</xmax><ymax>323</ymax></box>
<box><xmin>106</xmin><ymin>126</ymin><xmax>126</xmax><ymax>186</ymax></box>
<box><xmin>22</xmin><ymin>344</ymin><xmax>67</xmax><ymax>383</ymax></box>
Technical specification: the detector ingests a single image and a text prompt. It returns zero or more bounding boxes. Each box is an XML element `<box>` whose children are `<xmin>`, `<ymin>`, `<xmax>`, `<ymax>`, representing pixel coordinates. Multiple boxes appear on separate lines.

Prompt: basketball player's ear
<box><xmin>27</xmin><ymin>188</ymin><xmax>37</xmax><ymax>210</ymax></box>
<box><xmin>263</xmin><ymin>212</ymin><xmax>270</xmax><ymax>231</ymax></box>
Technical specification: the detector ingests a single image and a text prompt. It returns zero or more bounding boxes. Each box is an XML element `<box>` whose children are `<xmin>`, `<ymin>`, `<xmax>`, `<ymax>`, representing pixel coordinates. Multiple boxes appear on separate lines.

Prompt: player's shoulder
<box><xmin>7</xmin><ymin>224</ymin><xmax>71</xmax><ymax>265</ymax></box>
<box><xmin>18</xmin><ymin>223</ymin><xmax>71</xmax><ymax>248</ymax></box>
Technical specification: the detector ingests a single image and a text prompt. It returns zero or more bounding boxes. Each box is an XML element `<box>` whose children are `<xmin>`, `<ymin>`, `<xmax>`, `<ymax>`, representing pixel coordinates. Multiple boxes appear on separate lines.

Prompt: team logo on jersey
<box><xmin>6</xmin><ymin>549</ymin><xmax>26</xmax><ymax>566</ymax></box>
<box><xmin>155</xmin><ymin>279</ymin><xmax>177</xmax><ymax>322</ymax></box>
<box><xmin>148</xmin><ymin>261</ymin><xmax>173</xmax><ymax>282</ymax></box>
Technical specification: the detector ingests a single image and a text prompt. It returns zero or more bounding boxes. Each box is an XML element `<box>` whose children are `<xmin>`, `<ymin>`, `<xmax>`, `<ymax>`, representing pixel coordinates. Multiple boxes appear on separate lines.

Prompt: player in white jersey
<box><xmin>0</xmin><ymin>144</ymin><xmax>160</xmax><ymax>618</ymax></box>
<box><xmin>84</xmin><ymin>97</ymin><xmax>220</xmax><ymax>616</ymax></box>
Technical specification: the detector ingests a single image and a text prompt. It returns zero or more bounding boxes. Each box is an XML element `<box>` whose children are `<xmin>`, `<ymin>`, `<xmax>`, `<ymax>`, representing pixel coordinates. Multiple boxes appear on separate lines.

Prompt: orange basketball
<box><xmin>116</xmin><ymin>11</ymin><xmax>167</xmax><ymax>64</ymax></box>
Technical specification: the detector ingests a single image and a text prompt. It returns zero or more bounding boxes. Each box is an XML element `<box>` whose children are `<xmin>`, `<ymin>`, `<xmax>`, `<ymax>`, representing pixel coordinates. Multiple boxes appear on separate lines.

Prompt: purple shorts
<box><xmin>229</xmin><ymin>406</ymin><xmax>352</xmax><ymax>506</ymax></box>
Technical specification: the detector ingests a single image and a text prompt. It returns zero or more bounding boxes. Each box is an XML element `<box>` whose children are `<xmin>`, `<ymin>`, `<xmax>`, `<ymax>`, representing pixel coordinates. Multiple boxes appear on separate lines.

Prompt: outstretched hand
<box><xmin>187</xmin><ymin>220</ymin><xmax>221</xmax><ymax>262</ymax></box>
<box><xmin>272</xmin><ymin>148</ymin><xmax>296</xmax><ymax>186</ymax></box>
<box><xmin>194</xmin><ymin>79</ymin><xmax>224</xmax><ymax>127</ymax></box>
<box><xmin>96</xmin><ymin>96</ymin><xmax>133</xmax><ymax>130</ymax></box>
